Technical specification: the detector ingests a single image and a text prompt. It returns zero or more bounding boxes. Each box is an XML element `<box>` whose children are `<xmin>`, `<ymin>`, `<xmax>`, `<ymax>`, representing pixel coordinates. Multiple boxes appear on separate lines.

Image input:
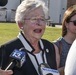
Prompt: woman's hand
<box><xmin>0</xmin><ymin>69</ymin><xmax>13</xmax><ymax>75</ymax></box>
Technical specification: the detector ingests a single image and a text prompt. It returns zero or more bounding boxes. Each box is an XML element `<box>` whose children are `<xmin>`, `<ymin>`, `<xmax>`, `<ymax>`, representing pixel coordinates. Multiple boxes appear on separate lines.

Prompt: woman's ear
<box><xmin>65</xmin><ymin>21</ymin><xmax>69</xmax><ymax>28</ymax></box>
<box><xmin>18</xmin><ymin>21</ymin><xmax>23</xmax><ymax>29</ymax></box>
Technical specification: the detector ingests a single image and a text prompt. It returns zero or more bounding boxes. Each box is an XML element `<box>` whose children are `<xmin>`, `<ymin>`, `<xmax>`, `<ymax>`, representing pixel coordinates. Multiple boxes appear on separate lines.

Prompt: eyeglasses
<box><xmin>69</xmin><ymin>20</ymin><xmax>76</xmax><ymax>26</ymax></box>
<box><xmin>24</xmin><ymin>18</ymin><xmax>47</xmax><ymax>24</ymax></box>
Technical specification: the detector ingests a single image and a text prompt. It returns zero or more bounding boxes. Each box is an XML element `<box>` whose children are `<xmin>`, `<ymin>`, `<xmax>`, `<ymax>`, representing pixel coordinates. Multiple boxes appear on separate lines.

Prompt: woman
<box><xmin>0</xmin><ymin>0</ymin><xmax>59</xmax><ymax>75</ymax></box>
<box><xmin>53</xmin><ymin>4</ymin><xmax>76</xmax><ymax>75</ymax></box>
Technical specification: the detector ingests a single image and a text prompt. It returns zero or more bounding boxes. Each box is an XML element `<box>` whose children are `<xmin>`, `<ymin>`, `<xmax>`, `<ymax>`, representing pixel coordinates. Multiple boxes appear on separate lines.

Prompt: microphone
<box><xmin>38</xmin><ymin>63</ymin><xmax>60</xmax><ymax>75</ymax></box>
<box><xmin>5</xmin><ymin>48</ymin><xmax>26</xmax><ymax>71</ymax></box>
<box><xmin>0</xmin><ymin>0</ymin><xmax>8</xmax><ymax>6</ymax></box>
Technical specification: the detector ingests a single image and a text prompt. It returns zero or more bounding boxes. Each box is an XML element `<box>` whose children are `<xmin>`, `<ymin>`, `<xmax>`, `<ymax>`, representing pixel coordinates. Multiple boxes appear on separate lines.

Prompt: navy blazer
<box><xmin>0</xmin><ymin>38</ymin><xmax>57</xmax><ymax>75</ymax></box>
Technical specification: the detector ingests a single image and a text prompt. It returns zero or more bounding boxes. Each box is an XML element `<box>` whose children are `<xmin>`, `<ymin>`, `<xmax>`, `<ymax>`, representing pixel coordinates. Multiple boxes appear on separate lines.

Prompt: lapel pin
<box><xmin>46</xmin><ymin>49</ymin><xmax>49</xmax><ymax>53</ymax></box>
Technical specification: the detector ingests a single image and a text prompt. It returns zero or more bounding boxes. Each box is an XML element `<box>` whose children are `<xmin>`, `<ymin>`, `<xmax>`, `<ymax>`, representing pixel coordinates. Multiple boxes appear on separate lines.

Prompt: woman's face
<box><xmin>66</xmin><ymin>14</ymin><xmax>76</xmax><ymax>34</ymax></box>
<box><xmin>22</xmin><ymin>7</ymin><xmax>46</xmax><ymax>40</ymax></box>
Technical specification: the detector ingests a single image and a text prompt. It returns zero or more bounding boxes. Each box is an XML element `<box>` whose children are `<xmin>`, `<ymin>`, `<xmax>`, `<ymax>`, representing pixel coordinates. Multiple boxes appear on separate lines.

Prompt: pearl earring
<box><xmin>21</xmin><ymin>27</ymin><xmax>23</xmax><ymax>29</ymax></box>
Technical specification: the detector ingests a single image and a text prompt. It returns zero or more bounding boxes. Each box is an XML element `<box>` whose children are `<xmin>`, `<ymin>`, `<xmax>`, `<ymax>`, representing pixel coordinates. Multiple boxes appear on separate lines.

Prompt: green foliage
<box><xmin>0</xmin><ymin>23</ymin><xmax>62</xmax><ymax>45</ymax></box>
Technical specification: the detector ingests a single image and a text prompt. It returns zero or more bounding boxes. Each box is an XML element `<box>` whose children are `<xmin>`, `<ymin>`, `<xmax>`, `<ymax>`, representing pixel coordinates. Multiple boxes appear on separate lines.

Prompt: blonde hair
<box><xmin>15</xmin><ymin>0</ymin><xmax>48</xmax><ymax>23</ymax></box>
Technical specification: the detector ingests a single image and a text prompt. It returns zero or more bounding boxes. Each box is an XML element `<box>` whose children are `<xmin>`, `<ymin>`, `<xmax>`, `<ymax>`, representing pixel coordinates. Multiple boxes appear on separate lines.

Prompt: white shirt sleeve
<box><xmin>65</xmin><ymin>39</ymin><xmax>76</xmax><ymax>75</ymax></box>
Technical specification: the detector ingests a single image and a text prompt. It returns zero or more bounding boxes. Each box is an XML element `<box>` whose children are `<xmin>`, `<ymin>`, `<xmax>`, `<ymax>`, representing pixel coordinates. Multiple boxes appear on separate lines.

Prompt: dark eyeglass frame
<box><xmin>69</xmin><ymin>20</ymin><xmax>76</xmax><ymax>26</ymax></box>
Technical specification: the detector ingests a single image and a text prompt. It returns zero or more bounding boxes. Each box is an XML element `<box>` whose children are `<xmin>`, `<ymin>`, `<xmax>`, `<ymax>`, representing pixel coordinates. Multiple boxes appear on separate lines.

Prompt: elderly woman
<box><xmin>0</xmin><ymin>0</ymin><xmax>59</xmax><ymax>75</ymax></box>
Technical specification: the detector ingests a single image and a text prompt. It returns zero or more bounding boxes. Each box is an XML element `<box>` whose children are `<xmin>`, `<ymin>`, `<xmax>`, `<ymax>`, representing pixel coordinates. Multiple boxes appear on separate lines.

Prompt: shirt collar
<box><xmin>17</xmin><ymin>32</ymin><xmax>44</xmax><ymax>52</ymax></box>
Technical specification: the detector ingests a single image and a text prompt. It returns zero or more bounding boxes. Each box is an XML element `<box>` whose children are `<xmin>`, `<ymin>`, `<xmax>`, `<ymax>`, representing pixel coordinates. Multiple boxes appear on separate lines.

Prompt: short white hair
<box><xmin>15</xmin><ymin>0</ymin><xmax>48</xmax><ymax>23</ymax></box>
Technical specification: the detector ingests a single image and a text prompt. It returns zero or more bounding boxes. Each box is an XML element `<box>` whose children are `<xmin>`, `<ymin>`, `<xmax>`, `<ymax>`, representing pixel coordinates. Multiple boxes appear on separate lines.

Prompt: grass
<box><xmin>0</xmin><ymin>23</ymin><xmax>62</xmax><ymax>45</ymax></box>
<box><xmin>43</xmin><ymin>26</ymin><xmax>62</xmax><ymax>41</ymax></box>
